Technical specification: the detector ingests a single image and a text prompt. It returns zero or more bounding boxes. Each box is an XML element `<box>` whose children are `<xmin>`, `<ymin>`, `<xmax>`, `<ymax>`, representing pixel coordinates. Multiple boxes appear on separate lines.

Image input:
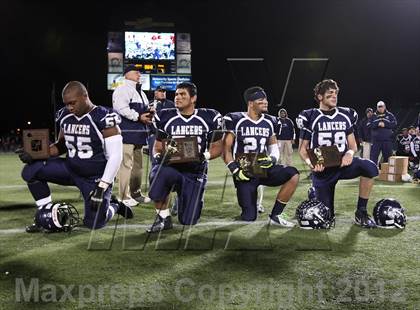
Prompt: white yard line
<box><xmin>1</xmin><ymin>216</ymin><xmax>420</xmax><ymax>235</ymax></box>
<box><xmin>1</xmin><ymin>181</ymin><xmax>418</xmax><ymax>190</ymax></box>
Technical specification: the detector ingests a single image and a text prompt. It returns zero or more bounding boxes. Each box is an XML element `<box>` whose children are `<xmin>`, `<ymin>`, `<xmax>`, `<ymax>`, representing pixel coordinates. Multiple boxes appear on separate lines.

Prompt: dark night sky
<box><xmin>1</xmin><ymin>0</ymin><xmax>419</xmax><ymax>133</ymax></box>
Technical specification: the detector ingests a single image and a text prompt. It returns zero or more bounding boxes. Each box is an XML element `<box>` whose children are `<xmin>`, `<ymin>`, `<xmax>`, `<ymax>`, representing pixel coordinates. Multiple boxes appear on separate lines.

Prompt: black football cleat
<box><xmin>26</xmin><ymin>223</ymin><xmax>42</xmax><ymax>233</ymax></box>
<box><xmin>355</xmin><ymin>210</ymin><xmax>376</xmax><ymax>229</ymax></box>
<box><xmin>116</xmin><ymin>201</ymin><xmax>134</xmax><ymax>219</ymax></box>
<box><xmin>146</xmin><ymin>215</ymin><xmax>173</xmax><ymax>233</ymax></box>
<box><xmin>110</xmin><ymin>195</ymin><xmax>134</xmax><ymax>219</ymax></box>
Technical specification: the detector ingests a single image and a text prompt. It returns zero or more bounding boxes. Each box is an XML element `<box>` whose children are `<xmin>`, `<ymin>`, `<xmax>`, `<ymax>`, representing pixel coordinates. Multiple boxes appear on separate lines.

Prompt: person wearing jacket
<box><xmin>367</xmin><ymin>101</ymin><xmax>397</xmax><ymax>165</ymax></box>
<box><xmin>112</xmin><ymin>65</ymin><xmax>153</xmax><ymax>206</ymax></box>
<box><xmin>357</xmin><ymin>108</ymin><xmax>374</xmax><ymax>159</ymax></box>
<box><xmin>276</xmin><ymin>108</ymin><xmax>296</xmax><ymax>166</ymax></box>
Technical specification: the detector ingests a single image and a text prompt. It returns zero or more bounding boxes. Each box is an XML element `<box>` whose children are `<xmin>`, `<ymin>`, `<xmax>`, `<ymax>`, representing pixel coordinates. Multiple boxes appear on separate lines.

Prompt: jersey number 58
<box><xmin>318</xmin><ymin>132</ymin><xmax>346</xmax><ymax>152</ymax></box>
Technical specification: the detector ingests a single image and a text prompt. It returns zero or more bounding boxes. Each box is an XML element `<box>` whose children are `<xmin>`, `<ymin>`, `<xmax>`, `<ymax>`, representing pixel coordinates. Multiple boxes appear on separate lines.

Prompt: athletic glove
<box><xmin>227</xmin><ymin>161</ymin><xmax>250</xmax><ymax>182</ymax></box>
<box><xmin>89</xmin><ymin>182</ymin><xmax>107</xmax><ymax>211</ymax></box>
<box><xmin>15</xmin><ymin>148</ymin><xmax>34</xmax><ymax>164</ymax></box>
<box><xmin>257</xmin><ymin>155</ymin><xmax>276</xmax><ymax>169</ymax></box>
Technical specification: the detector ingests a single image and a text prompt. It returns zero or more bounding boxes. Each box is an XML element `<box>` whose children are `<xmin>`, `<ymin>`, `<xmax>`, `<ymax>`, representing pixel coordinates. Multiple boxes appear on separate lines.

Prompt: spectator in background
<box><xmin>367</xmin><ymin>101</ymin><xmax>397</xmax><ymax>165</ymax></box>
<box><xmin>409</xmin><ymin>126</ymin><xmax>416</xmax><ymax>137</ymax></box>
<box><xmin>357</xmin><ymin>108</ymin><xmax>373</xmax><ymax>159</ymax></box>
<box><xmin>396</xmin><ymin>128</ymin><xmax>412</xmax><ymax>157</ymax></box>
<box><xmin>147</xmin><ymin>85</ymin><xmax>175</xmax><ymax>156</ymax></box>
<box><xmin>112</xmin><ymin>65</ymin><xmax>153</xmax><ymax>206</ymax></box>
<box><xmin>152</xmin><ymin>85</ymin><xmax>175</xmax><ymax>111</ymax></box>
<box><xmin>276</xmin><ymin>108</ymin><xmax>295</xmax><ymax>166</ymax></box>
<box><xmin>416</xmin><ymin>112</ymin><xmax>420</xmax><ymax>134</ymax></box>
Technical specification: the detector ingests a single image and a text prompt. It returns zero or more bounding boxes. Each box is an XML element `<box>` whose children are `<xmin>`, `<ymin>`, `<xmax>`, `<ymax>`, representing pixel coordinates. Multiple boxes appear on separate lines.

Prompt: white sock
<box><xmin>36</xmin><ymin>195</ymin><xmax>52</xmax><ymax>207</ymax></box>
<box><xmin>257</xmin><ymin>186</ymin><xmax>264</xmax><ymax>205</ymax></box>
<box><xmin>156</xmin><ymin>208</ymin><xmax>170</xmax><ymax>218</ymax></box>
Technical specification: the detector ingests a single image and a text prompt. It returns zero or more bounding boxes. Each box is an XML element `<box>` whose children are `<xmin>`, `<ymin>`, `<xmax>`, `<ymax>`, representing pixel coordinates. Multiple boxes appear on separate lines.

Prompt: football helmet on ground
<box><xmin>373</xmin><ymin>198</ymin><xmax>406</xmax><ymax>229</ymax></box>
<box><xmin>296</xmin><ymin>199</ymin><xmax>333</xmax><ymax>229</ymax></box>
<box><xmin>34</xmin><ymin>202</ymin><xmax>80</xmax><ymax>232</ymax></box>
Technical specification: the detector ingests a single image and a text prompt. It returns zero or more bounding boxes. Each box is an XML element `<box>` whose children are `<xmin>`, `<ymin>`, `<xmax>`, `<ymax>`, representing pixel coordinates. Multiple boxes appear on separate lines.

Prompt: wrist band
<box><xmin>346</xmin><ymin>150</ymin><xmax>355</xmax><ymax>156</ymax></box>
<box><xmin>203</xmin><ymin>151</ymin><xmax>211</xmax><ymax>160</ymax></box>
<box><xmin>98</xmin><ymin>181</ymin><xmax>109</xmax><ymax>189</ymax></box>
<box><xmin>305</xmin><ymin>158</ymin><xmax>312</xmax><ymax>166</ymax></box>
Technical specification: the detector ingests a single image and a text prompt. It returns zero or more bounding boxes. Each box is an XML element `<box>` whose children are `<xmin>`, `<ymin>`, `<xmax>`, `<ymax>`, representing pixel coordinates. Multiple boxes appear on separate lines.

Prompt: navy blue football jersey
<box><xmin>57</xmin><ymin>106</ymin><xmax>121</xmax><ymax>177</ymax></box>
<box><xmin>223</xmin><ymin>112</ymin><xmax>279</xmax><ymax>156</ymax></box>
<box><xmin>153</xmin><ymin>108</ymin><xmax>222</xmax><ymax>172</ymax></box>
<box><xmin>296</xmin><ymin>107</ymin><xmax>358</xmax><ymax>153</ymax></box>
<box><xmin>411</xmin><ymin>135</ymin><xmax>420</xmax><ymax>155</ymax></box>
<box><xmin>397</xmin><ymin>135</ymin><xmax>412</xmax><ymax>154</ymax></box>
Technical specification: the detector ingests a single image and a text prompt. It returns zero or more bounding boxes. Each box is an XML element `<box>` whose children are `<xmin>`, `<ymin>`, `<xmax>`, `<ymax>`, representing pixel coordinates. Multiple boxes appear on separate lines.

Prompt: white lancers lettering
<box><xmin>240</xmin><ymin>126</ymin><xmax>270</xmax><ymax>137</ymax></box>
<box><xmin>170</xmin><ymin>125</ymin><xmax>203</xmax><ymax>136</ymax></box>
<box><xmin>317</xmin><ymin>121</ymin><xmax>347</xmax><ymax>132</ymax></box>
<box><xmin>63</xmin><ymin>124</ymin><xmax>90</xmax><ymax>135</ymax></box>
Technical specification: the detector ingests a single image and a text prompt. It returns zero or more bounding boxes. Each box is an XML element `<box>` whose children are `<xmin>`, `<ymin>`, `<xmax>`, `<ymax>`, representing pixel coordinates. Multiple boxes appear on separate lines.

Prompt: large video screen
<box><xmin>125</xmin><ymin>32</ymin><xmax>175</xmax><ymax>61</ymax></box>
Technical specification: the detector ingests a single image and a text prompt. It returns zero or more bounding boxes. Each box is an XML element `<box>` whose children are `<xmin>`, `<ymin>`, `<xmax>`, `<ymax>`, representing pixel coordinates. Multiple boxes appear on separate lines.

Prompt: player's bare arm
<box><xmin>341</xmin><ymin>133</ymin><xmax>357</xmax><ymax>167</ymax></box>
<box><xmin>298</xmin><ymin>138</ymin><xmax>324</xmax><ymax>172</ymax></box>
<box><xmin>222</xmin><ymin>131</ymin><xmax>235</xmax><ymax>165</ymax></box>
<box><xmin>102</xmin><ymin>125</ymin><xmax>121</xmax><ymax>138</ymax></box>
<box><xmin>208</xmin><ymin>138</ymin><xmax>222</xmax><ymax>160</ymax></box>
<box><xmin>154</xmin><ymin>139</ymin><xmax>163</xmax><ymax>155</ymax></box>
<box><xmin>49</xmin><ymin>131</ymin><xmax>65</xmax><ymax>157</ymax></box>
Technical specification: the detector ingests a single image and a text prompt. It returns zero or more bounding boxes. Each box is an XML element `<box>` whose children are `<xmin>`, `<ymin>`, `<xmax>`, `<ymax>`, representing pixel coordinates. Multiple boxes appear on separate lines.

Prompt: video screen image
<box><xmin>125</xmin><ymin>32</ymin><xmax>175</xmax><ymax>60</ymax></box>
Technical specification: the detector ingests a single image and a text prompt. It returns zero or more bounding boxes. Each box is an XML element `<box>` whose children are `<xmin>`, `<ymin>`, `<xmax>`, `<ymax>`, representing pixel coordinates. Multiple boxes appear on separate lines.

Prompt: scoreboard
<box><xmin>107</xmin><ymin>31</ymin><xmax>192</xmax><ymax>91</ymax></box>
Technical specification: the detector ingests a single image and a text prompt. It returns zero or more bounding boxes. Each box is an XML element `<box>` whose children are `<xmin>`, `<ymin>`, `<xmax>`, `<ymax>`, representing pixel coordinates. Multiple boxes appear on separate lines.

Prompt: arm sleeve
<box><xmin>268</xmin><ymin>143</ymin><xmax>280</xmax><ymax>162</ymax></box>
<box><xmin>101</xmin><ymin>135</ymin><xmax>123</xmax><ymax>184</ymax></box>
<box><xmin>112</xmin><ymin>88</ymin><xmax>139</xmax><ymax>121</ymax></box>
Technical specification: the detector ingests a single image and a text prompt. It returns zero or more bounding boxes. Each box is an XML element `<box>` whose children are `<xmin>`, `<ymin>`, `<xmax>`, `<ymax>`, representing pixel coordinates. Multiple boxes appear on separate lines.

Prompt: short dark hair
<box><xmin>313</xmin><ymin>79</ymin><xmax>339</xmax><ymax>102</ymax></box>
<box><xmin>243</xmin><ymin>86</ymin><xmax>266</xmax><ymax>104</ymax></box>
<box><xmin>62</xmin><ymin>81</ymin><xmax>87</xmax><ymax>98</ymax></box>
<box><xmin>176</xmin><ymin>82</ymin><xmax>197</xmax><ymax>97</ymax></box>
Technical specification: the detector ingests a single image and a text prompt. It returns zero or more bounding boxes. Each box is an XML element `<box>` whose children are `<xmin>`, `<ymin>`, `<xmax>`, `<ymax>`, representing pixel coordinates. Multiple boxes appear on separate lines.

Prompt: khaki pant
<box><xmin>278</xmin><ymin>140</ymin><xmax>293</xmax><ymax>166</ymax></box>
<box><xmin>362</xmin><ymin>142</ymin><xmax>371</xmax><ymax>159</ymax></box>
<box><xmin>117</xmin><ymin>144</ymin><xmax>144</xmax><ymax>200</ymax></box>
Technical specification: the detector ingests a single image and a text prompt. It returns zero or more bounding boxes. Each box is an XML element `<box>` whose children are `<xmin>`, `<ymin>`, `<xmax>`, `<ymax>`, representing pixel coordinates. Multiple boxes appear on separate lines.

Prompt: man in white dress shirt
<box><xmin>112</xmin><ymin>65</ymin><xmax>153</xmax><ymax>206</ymax></box>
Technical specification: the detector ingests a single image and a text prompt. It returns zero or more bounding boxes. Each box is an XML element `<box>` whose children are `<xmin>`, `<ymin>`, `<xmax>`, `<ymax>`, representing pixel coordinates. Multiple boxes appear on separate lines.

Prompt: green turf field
<box><xmin>0</xmin><ymin>152</ymin><xmax>419</xmax><ymax>309</ymax></box>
